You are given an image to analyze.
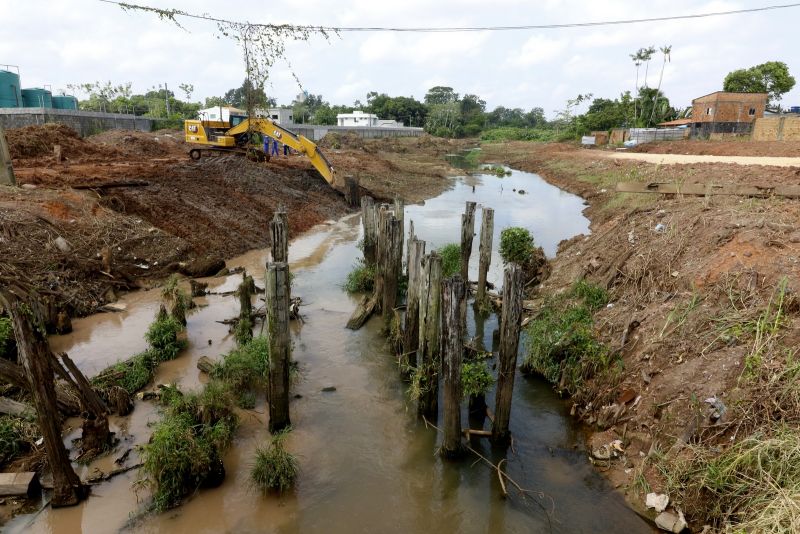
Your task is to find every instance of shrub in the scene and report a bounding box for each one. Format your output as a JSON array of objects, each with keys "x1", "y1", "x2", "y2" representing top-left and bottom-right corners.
[
  {"x1": 114, "y1": 351, "x2": 157, "y2": 394},
  {"x1": 251, "y1": 429, "x2": 298, "y2": 494},
  {"x1": 499, "y1": 227, "x2": 535, "y2": 265},
  {"x1": 571, "y1": 279, "x2": 610, "y2": 311},
  {"x1": 438, "y1": 243, "x2": 461, "y2": 278},
  {"x1": 479, "y1": 127, "x2": 557, "y2": 143},
  {"x1": 461, "y1": 361, "x2": 494, "y2": 399},
  {"x1": 344, "y1": 260, "x2": 376, "y2": 293},
  {"x1": 146, "y1": 313, "x2": 186, "y2": 362}
]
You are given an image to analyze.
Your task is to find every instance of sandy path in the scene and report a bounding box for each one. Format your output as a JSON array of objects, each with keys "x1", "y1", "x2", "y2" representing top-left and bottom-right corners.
[{"x1": 608, "y1": 152, "x2": 800, "y2": 167}]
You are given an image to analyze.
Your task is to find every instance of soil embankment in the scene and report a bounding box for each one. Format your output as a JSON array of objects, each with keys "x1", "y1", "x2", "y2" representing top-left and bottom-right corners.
[
  {"x1": 482, "y1": 140, "x2": 800, "y2": 530},
  {"x1": 1, "y1": 125, "x2": 464, "y2": 318}
]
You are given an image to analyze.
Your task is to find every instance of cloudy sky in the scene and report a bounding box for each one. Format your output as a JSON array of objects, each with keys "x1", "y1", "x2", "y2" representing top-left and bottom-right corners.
[{"x1": 2, "y1": 0, "x2": 799, "y2": 117}]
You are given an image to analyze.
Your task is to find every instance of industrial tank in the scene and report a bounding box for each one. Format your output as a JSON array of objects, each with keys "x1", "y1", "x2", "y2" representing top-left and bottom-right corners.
[
  {"x1": 52, "y1": 95, "x2": 78, "y2": 110},
  {"x1": 21, "y1": 88, "x2": 53, "y2": 108},
  {"x1": 0, "y1": 70, "x2": 22, "y2": 108}
]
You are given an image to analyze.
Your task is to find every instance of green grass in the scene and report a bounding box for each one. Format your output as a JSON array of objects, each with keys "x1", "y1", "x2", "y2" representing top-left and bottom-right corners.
[
  {"x1": 141, "y1": 381, "x2": 239, "y2": 511},
  {"x1": 343, "y1": 260, "x2": 376, "y2": 293},
  {"x1": 571, "y1": 279, "x2": 610, "y2": 311},
  {"x1": 211, "y1": 336, "x2": 269, "y2": 394},
  {"x1": 479, "y1": 127, "x2": 557, "y2": 143},
  {"x1": 499, "y1": 227, "x2": 535, "y2": 265},
  {"x1": 438, "y1": 243, "x2": 461, "y2": 278},
  {"x1": 461, "y1": 361, "x2": 494, "y2": 399},
  {"x1": 250, "y1": 429, "x2": 299, "y2": 494},
  {"x1": 145, "y1": 312, "x2": 186, "y2": 362}
]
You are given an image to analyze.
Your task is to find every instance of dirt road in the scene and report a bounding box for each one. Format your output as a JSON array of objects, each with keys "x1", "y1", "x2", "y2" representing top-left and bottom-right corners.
[{"x1": 608, "y1": 151, "x2": 800, "y2": 167}]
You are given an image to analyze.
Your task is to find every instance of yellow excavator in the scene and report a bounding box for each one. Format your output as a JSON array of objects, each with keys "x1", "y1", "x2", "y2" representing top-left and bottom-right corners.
[{"x1": 184, "y1": 113, "x2": 340, "y2": 189}]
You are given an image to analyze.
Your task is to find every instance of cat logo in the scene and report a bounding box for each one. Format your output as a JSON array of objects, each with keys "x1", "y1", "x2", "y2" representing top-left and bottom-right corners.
[{"x1": 188, "y1": 124, "x2": 198, "y2": 133}]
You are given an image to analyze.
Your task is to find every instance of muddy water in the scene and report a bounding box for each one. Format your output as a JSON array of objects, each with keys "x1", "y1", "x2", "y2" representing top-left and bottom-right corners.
[{"x1": 8, "y1": 168, "x2": 652, "y2": 533}]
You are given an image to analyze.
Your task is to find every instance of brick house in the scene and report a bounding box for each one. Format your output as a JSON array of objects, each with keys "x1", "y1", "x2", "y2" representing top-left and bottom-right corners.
[{"x1": 691, "y1": 91, "x2": 768, "y2": 137}]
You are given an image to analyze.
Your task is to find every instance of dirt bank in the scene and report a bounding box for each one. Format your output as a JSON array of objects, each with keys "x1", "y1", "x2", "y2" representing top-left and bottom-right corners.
[
  {"x1": 631, "y1": 138, "x2": 800, "y2": 157},
  {"x1": 482, "y1": 140, "x2": 800, "y2": 531},
  {"x1": 2, "y1": 125, "x2": 461, "y2": 319}
]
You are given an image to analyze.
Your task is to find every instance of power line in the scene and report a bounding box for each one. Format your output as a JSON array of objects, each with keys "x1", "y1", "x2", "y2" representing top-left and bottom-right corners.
[{"x1": 100, "y1": 0, "x2": 800, "y2": 32}]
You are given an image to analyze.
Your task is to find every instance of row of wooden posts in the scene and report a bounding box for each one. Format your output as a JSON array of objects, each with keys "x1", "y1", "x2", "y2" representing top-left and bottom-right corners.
[{"x1": 348, "y1": 196, "x2": 524, "y2": 457}]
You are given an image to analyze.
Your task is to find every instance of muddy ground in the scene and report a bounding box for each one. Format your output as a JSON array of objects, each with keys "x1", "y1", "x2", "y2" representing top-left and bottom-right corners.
[
  {"x1": 481, "y1": 140, "x2": 800, "y2": 529},
  {"x1": 1, "y1": 125, "x2": 465, "y2": 318}
]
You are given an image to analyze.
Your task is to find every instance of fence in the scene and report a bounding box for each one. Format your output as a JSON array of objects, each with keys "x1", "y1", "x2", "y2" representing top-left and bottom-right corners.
[{"x1": 628, "y1": 128, "x2": 688, "y2": 143}]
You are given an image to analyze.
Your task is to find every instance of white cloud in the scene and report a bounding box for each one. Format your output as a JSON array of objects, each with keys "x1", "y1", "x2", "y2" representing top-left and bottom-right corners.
[{"x1": 506, "y1": 35, "x2": 568, "y2": 67}]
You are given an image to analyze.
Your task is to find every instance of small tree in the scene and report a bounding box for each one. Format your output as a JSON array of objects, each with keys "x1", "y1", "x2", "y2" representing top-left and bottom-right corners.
[
  {"x1": 723, "y1": 61, "x2": 796, "y2": 112},
  {"x1": 499, "y1": 227, "x2": 535, "y2": 265}
]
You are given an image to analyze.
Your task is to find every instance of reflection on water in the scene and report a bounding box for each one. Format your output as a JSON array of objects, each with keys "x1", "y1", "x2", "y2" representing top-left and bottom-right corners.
[{"x1": 8, "y1": 168, "x2": 651, "y2": 533}]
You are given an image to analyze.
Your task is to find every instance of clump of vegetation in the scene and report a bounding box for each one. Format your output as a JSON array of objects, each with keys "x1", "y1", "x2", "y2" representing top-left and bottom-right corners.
[
  {"x1": 146, "y1": 308, "x2": 186, "y2": 362},
  {"x1": 663, "y1": 424, "x2": 800, "y2": 533},
  {"x1": 161, "y1": 274, "x2": 191, "y2": 326},
  {"x1": 344, "y1": 259, "x2": 376, "y2": 293},
  {"x1": 0, "y1": 416, "x2": 37, "y2": 466},
  {"x1": 480, "y1": 127, "x2": 557, "y2": 143},
  {"x1": 212, "y1": 336, "x2": 269, "y2": 407},
  {"x1": 522, "y1": 281, "x2": 615, "y2": 397},
  {"x1": 499, "y1": 227, "x2": 535, "y2": 265},
  {"x1": 482, "y1": 164, "x2": 511, "y2": 177},
  {"x1": 234, "y1": 315, "x2": 254, "y2": 346},
  {"x1": 140, "y1": 381, "x2": 239, "y2": 511},
  {"x1": 461, "y1": 361, "x2": 494, "y2": 399},
  {"x1": 438, "y1": 243, "x2": 461, "y2": 278},
  {"x1": 250, "y1": 429, "x2": 298, "y2": 494},
  {"x1": 0, "y1": 316, "x2": 12, "y2": 358}
]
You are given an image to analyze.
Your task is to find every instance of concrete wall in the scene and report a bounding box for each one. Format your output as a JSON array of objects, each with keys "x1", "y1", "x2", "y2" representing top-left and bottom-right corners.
[
  {"x1": 289, "y1": 124, "x2": 424, "y2": 141},
  {"x1": 0, "y1": 108, "x2": 152, "y2": 136},
  {"x1": 752, "y1": 116, "x2": 800, "y2": 141}
]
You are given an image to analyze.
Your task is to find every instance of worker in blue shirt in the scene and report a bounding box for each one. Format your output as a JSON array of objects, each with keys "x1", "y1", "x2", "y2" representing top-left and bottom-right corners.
[{"x1": 272, "y1": 139, "x2": 280, "y2": 156}]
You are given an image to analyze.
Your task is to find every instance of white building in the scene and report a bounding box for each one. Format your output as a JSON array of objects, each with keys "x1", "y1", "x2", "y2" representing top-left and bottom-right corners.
[
  {"x1": 337, "y1": 110, "x2": 379, "y2": 127},
  {"x1": 255, "y1": 107, "x2": 293, "y2": 124},
  {"x1": 197, "y1": 105, "x2": 245, "y2": 123}
]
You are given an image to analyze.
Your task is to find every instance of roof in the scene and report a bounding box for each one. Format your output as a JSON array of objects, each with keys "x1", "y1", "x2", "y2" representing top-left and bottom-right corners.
[
  {"x1": 692, "y1": 91, "x2": 768, "y2": 103},
  {"x1": 658, "y1": 118, "x2": 693, "y2": 126}
]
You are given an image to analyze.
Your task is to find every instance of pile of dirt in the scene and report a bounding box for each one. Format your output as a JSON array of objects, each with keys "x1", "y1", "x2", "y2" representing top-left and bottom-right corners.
[
  {"x1": 5, "y1": 123, "x2": 114, "y2": 161},
  {"x1": 631, "y1": 139, "x2": 800, "y2": 157},
  {"x1": 88, "y1": 129, "x2": 185, "y2": 158},
  {"x1": 317, "y1": 132, "x2": 365, "y2": 151}
]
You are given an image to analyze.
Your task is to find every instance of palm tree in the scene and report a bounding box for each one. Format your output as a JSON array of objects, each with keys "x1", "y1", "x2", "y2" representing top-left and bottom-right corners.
[
  {"x1": 630, "y1": 50, "x2": 644, "y2": 122},
  {"x1": 649, "y1": 45, "x2": 673, "y2": 126},
  {"x1": 641, "y1": 46, "x2": 657, "y2": 88}
]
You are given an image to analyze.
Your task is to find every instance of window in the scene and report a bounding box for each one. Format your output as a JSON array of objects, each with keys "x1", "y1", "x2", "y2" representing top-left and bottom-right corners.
[
  {"x1": 209, "y1": 113, "x2": 217, "y2": 119},
  {"x1": 706, "y1": 107, "x2": 713, "y2": 115},
  {"x1": 748, "y1": 107, "x2": 756, "y2": 116}
]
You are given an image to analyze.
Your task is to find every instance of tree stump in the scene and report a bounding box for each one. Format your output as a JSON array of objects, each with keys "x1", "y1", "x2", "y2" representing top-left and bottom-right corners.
[
  {"x1": 270, "y1": 209, "x2": 289, "y2": 264},
  {"x1": 440, "y1": 275, "x2": 466, "y2": 459}
]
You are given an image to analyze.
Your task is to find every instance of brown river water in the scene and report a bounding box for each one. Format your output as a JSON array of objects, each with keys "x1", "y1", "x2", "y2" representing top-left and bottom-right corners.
[{"x1": 7, "y1": 168, "x2": 653, "y2": 533}]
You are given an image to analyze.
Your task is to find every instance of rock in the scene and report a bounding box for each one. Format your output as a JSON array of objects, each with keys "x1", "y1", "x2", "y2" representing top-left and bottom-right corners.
[
  {"x1": 654, "y1": 223, "x2": 665, "y2": 233},
  {"x1": 321, "y1": 386, "x2": 337, "y2": 392},
  {"x1": 592, "y1": 446, "x2": 612, "y2": 460},
  {"x1": 54, "y1": 236, "x2": 70, "y2": 252},
  {"x1": 21, "y1": 183, "x2": 37, "y2": 190},
  {"x1": 646, "y1": 492, "x2": 670, "y2": 513},
  {"x1": 655, "y1": 510, "x2": 687, "y2": 533}
]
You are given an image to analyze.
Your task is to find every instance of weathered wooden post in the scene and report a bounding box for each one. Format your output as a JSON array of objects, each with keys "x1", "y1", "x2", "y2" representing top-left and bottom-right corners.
[
  {"x1": 0, "y1": 289, "x2": 86, "y2": 506},
  {"x1": 492, "y1": 263, "x2": 524, "y2": 445},
  {"x1": 417, "y1": 252, "x2": 442, "y2": 418},
  {"x1": 394, "y1": 198, "x2": 405, "y2": 276},
  {"x1": 476, "y1": 207, "x2": 494, "y2": 306},
  {"x1": 460, "y1": 201, "x2": 477, "y2": 283},
  {"x1": 237, "y1": 273, "x2": 254, "y2": 344},
  {"x1": 401, "y1": 239, "x2": 426, "y2": 375},
  {"x1": 382, "y1": 216, "x2": 402, "y2": 322},
  {"x1": 373, "y1": 205, "x2": 389, "y2": 311},
  {"x1": 441, "y1": 275, "x2": 466, "y2": 458},
  {"x1": 270, "y1": 209, "x2": 289, "y2": 264},
  {"x1": 266, "y1": 262, "x2": 291, "y2": 432},
  {"x1": 345, "y1": 175, "x2": 359, "y2": 208},
  {"x1": 0, "y1": 126, "x2": 16, "y2": 186},
  {"x1": 406, "y1": 220, "x2": 415, "y2": 277},
  {"x1": 360, "y1": 196, "x2": 377, "y2": 265}
]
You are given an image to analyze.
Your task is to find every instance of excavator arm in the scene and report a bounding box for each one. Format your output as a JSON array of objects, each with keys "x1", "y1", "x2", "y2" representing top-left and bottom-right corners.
[{"x1": 225, "y1": 118, "x2": 340, "y2": 189}]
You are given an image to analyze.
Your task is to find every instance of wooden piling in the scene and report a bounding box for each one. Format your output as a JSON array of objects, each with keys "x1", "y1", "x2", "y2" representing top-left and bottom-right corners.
[
  {"x1": 440, "y1": 275, "x2": 466, "y2": 459},
  {"x1": 266, "y1": 262, "x2": 291, "y2": 432},
  {"x1": 460, "y1": 201, "x2": 477, "y2": 283},
  {"x1": 406, "y1": 220, "x2": 415, "y2": 277},
  {"x1": 0, "y1": 127, "x2": 16, "y2": 186},
  {"x1": 373, "y1": 205, "x2": 389, "y2": 311},
  {"x1": 0, "y1": 289, "x2": 86, "y2": 506},
  {"x1": 476, "y1": 207, "x2": 494, "y2": 306},
  {"x1": 361, "y1": 196, "x2": 377, "y2": 265},
  {"x1": 345, "y1": 176, "x2": 359, "y2": 207},
  {"x1": 417, "y1": 252, "x2": 442, "y2": 418},
  {"x1": 393, "y1": 198, "x2": 404, "y2": 277},
  {"x1": 492, "y1": 263, "x2": 524, "y2": 445},
  {"x1": 382, "y1": 216, "x2": 402, "y2": 322},
  {"x1": 270, "y1": 209, "x2": 289, "y2": 264},
  {"x1": 401, "y1": 239, "x2": 426, "y2": 375},
  {"x1": 238, "y1": 274, "x2": 254, "y2": 344}
]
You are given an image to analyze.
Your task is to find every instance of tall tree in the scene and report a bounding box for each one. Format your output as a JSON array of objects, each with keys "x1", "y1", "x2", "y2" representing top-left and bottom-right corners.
[
  {"x1": 649, "y1": 45, "x2": 672, "y2": 126},
  {"x1": 630, "y1": 50, "x2": 644, "y2": 122},
  {"x1": 723, "y1": 61, "x2": 796, "y2": 112},
  {"x1": 424, "y1": 86, "x2": 459, "y2": 105}
]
